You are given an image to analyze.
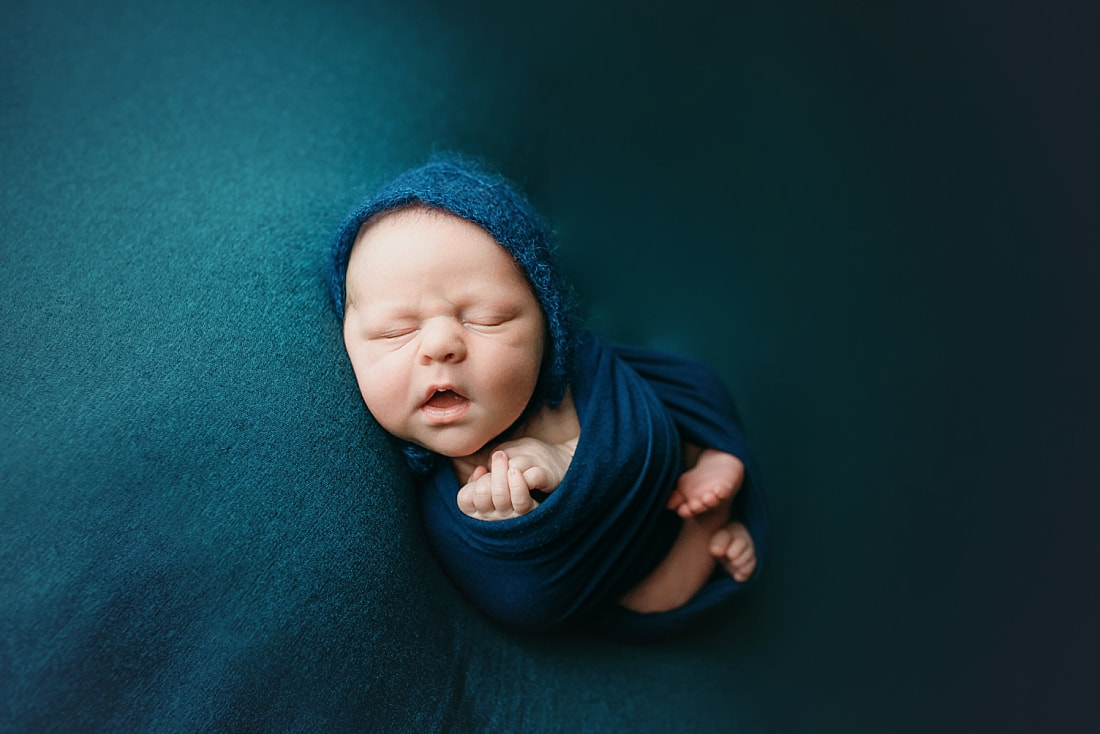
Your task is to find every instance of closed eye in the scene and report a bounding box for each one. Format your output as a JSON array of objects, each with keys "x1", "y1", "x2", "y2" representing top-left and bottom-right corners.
[
  {"x1": 462, "y1": 305, "x2": 515, "y2": 328},
  {"x1": 371, "y1": 325, "x2": 418, "y2": 341},
  {"x1": 463, "y1": 316, "x2": 509, "y2": 333}
]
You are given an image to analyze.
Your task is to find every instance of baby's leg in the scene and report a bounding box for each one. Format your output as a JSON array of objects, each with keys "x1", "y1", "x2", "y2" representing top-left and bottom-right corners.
[
  {"x1": 619, "y1": 501, "x2": 757, "y2": 614},
  {"x1": 619, "y1": 501, "x2": 730, "y2": 614}
]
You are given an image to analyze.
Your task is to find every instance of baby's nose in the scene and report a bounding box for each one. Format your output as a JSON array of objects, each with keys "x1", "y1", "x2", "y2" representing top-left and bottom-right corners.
[{"x1": 419, "y1": 318, "x2": 467, "y2": 364}]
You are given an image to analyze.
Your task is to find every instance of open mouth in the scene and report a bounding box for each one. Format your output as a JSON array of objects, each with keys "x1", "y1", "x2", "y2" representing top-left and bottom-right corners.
[
  {"x1": 420, "y1": 388, "x2": 471, "y2": 422},
  {"x1": 423, "y1": 389, "x2": 467, "y2": 410}
]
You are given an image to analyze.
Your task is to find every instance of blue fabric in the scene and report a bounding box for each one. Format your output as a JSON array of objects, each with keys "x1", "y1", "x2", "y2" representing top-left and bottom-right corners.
[{"x1": 420, "y1": 332, "x2": 768, "y2": 639}]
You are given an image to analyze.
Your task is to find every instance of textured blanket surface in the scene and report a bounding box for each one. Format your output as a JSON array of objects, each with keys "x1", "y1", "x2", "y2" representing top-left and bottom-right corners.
[{"x1": 3, "y1": 0, "x2": 1096, "y2": 732}]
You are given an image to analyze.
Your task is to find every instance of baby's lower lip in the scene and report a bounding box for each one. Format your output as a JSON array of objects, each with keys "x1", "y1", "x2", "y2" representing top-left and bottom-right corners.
[{"x1": 420, "y1": 392, "x2": 472, "y2": 423}]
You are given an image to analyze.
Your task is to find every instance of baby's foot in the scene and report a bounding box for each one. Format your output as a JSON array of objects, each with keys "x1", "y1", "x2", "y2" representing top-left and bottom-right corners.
[
  {"x1": 667, "y1": 449, "x2": 745, "y2": 518},
  {"x1": 709, "y1": 521, "x2": 757, "y2": 583}
]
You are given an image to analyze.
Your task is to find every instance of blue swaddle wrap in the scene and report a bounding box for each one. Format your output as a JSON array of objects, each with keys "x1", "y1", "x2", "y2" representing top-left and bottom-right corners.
[{"x1": 420, "y1": 332, "x2": 769, "y2": 639}]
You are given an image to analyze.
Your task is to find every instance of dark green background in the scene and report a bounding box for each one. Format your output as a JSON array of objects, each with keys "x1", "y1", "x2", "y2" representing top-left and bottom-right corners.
[{"x1": 2, "y1": 0, "x2": 1096, "y2": 731}]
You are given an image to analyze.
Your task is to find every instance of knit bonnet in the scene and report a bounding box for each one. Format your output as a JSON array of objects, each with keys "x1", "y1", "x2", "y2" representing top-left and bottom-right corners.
[{"x1": 328, "y1": 155, "x2": 580, "y2": 469}]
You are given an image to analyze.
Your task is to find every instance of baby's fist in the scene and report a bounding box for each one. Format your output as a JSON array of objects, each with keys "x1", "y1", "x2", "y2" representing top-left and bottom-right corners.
[{"x1": 457, "y1": 451, "x2": 538, "y2": 521}]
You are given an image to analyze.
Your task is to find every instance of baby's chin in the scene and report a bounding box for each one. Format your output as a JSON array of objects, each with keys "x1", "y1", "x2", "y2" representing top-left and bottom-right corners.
[{"x1": 410, "y1": 432, "x2": 492, "y2": 462}]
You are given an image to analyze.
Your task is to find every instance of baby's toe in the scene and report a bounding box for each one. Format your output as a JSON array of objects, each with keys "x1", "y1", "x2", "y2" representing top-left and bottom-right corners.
[
  {"x1": 713, "y1": 522, "x2": 757, "y2": 582},
  {"x1": 732, "y1": 551, "x2": 757, "y2": 582},
  {"x1": 708, "y1": 526, "x2": 733, "y2": 557},
  {"x1": 724, "y1": 535, "x2": 748, "y2": 563},
  {"x1": 734, "y1": 554, "x2": 752, "y2": 581}
]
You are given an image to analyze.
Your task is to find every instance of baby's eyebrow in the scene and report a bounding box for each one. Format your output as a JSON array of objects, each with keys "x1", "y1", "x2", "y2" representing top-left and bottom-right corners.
[
  {"x1": 347, "y1": 288, "x2": 397, "y2": 310},
  {"x1": 360, "y1": 301, "x2": 419, "y2": 324}
]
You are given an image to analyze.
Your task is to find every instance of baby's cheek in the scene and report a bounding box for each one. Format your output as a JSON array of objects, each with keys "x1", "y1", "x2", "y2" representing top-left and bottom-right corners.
[
  {"x1": 361, "y1": 382, "x2": 399, "y2": 416},
  {"x1": 495, "y1": 356, "x2": 542, "y2": 405},
  {"x1": 355, "y1": 371, "x2": 405, "y2": 429}
]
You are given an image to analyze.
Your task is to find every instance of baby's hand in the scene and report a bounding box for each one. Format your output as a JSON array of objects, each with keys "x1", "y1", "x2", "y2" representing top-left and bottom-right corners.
[
  {"x1": 491, "y1": 436, "x2": 576, "y2": 494},
  {"x1": 455, "y1": 437, "x2": 576, "y2": 521},
  {"x1": 666, "y1": 448, "x2": 745, "y2": 518},
  {"x1": 457, "y1": 450, "x2": 539, "y2": 521}
]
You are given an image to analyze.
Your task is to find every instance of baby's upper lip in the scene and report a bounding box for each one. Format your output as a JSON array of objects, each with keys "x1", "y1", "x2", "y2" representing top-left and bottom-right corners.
[{"x1": 421, "y1": 384, "x2": 467, "y2": 406}]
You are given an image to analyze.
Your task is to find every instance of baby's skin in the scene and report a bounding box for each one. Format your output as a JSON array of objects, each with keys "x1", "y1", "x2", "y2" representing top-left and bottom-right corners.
[
  {"x1": 453, "y1": 403, "x2": 757, "y2": 614},
  {"x1": 672, "y1": 447, "x2": 758, "y2": 583}
]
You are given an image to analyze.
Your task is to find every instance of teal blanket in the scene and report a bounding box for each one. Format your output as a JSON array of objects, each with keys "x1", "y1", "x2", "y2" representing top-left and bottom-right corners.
[{"x1": 6, "y1": 0, "x2": 1089, "y2": 731}]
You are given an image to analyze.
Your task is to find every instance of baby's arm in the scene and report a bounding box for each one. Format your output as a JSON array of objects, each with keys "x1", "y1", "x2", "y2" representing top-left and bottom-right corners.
[
  {"x1": 456, "y1": 436, "x2": 576, "y2": 521},
  {"x1": 666, "y1": 443, "x2": 745, "y2": 518}
]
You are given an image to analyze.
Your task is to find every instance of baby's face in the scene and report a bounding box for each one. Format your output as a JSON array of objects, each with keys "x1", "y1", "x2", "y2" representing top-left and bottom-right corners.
[{"x1": 342, "y1": 207, "x2": 546, "y2": 460}]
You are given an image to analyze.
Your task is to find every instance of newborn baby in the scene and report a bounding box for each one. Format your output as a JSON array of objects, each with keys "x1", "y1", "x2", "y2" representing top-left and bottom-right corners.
[{"x1": 329, "y1": 156, "x2": 767, "y2": 638}]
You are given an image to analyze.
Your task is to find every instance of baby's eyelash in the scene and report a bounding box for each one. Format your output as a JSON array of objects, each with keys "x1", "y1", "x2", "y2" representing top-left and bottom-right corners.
[
  {"x1": 463, "y1": 319, "x2": 509, "y2": 333},
  {"x1": 374, "y1": 326, "x2": 417, "y2": 340},
  {"x1": 462, "y1": 310, "x2": 513, "y2": 327}
]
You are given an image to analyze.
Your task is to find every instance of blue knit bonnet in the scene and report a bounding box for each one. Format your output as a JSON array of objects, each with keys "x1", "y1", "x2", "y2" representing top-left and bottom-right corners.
[{"x1": 328, "y1": 155, "x2": 580, "y2": 470}]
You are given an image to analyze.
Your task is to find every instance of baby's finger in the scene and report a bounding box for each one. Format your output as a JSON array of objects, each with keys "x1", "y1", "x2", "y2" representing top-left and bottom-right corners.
[
  {"x1": 457, "y1": 483, "x2": 477, "y2": 516},
  {"x1": 508, "y1": 465, "x2": 535, "y2": 514},
  {"x1": 472, "y1": 472, "x2": 496, "y2": 515},
  {"x1": 467, "y1": 465, "x2": 489, "y2": 484},
  {"x1": 491, "y1": 451, "x2": 512, "y2": 512},
  {"x1": 521, "y1": 465, "x2": 551, "y2": 492},
  {"x1": 503, "y1": 453, "x2": 535, "y2": 474}
]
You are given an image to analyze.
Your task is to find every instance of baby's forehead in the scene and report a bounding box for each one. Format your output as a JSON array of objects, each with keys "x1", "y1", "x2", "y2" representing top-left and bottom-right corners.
[
  {"x1": 347, "y1": 204, "x2": 535, "y2": 292},
  {"x1": 357, "y1": 204, "x2": 464, "y2": 237},
  {"x1": 353, "y1": 205, "x2": 490, "y2": 259}
]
